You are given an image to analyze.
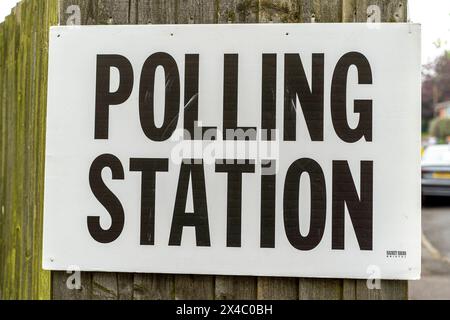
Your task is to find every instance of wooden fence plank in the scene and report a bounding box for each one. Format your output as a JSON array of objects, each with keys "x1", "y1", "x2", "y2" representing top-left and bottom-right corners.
[
  {"x1": 218, "y1": 0, "x2": 259, "y2": 23},
  {"x1": 259, "y1": 0, "x2": 300, "y2": 23},
  {"x1": 177, "y1": 0, "x2": 217, "y2": 24},
  {"x1": 52, "y1": 271, "x2": 92, "y2": 300},
  {"x1": 83, "y1": 1, "x2": 128, "y2": 298},
  {"x1": 97, "y1": 0, "x2": 131, "y2": 24},
  {"x1": 130, "y1": 0, "x2": 177, "y2": 25},
  {"x1": 342, "y1": 0, "x2": 356, "y2": 22},
  {"x1": 117, "y1": 273, "x2": 134, "y2": 300},
  {"x1": 175, "y1": 275, "x2": 215, "y2": 300},
  {"x1": 54, "y1": 0, "x2": 135, "y2": 300},
  {"x1": 356, "y1": 0, "x2": 407, "y2": 23},
  {"x1": 215, "y1": 276, "x2": 257, "y2": 300},
  {"x1": 263, "y1": 0, "x2": 344, "y2": 300},
  {"x1": 133, "y1": 274, "x2": 174, "y2": 300},
  {"x1": 299, "y1": 279, "x2": 343, "y2": 300},
  {"x1": 0, "y1": 18, "x2": 6, "y2": 302},
  {"x1": 27, "y1": 0, "x2": 39, "y2": 300},
  {"x1": 296, "y1": 1, "x2": 344, "y2": 300},
  {"x1": 214, "y1": 0, "x2": 261, "y2": 300},
  {"x1": 32, "y1": 0, "x2": 45, "y2": 300},
  {"x1": 3, "y1": 10, "x2": 18, "y2": 300},
  {"x1": 257, "y1": 277, "x2": 298, "y2": 300},
  {"x1": 258, "y1": 1, "x2": 300, "y2": 300},
  {"x1": 12, "y1": 3, "x2": 23, "y2": 300},
  {"x1": 18, "y1": 0, "x2": 32, "y2": 300},
  {"x1": 352, "y1": 0, "x2": 408, "y2": 300},
  {"x1": 92, "y1": 273, "x2": 119, "y2": 300},
  {"x1": 0, "y1": 20, "x2": 4, "y2": 301},
  {"x1": 130, "y1": 0, "x2": 177, "y2": 300},
  {"x1": 342, "y1": 279, "x2": 357, "y2": 300},
  {"x1": 35, "y1": 0, "x2": 58, "y2": 300},
  {"x1": 356, "y1": 280, "x2": 408, "y2": 300},
  {"x1": 60, "y1": 0, "x2": 131, "y2": 25},
  {"x1": 1, "y1": 12, "x2": 9, "y2": 298},
  {"x1": 300, "y1": 0, "x2": 342, "y2": 23},
  {"x1": 59, "y1": 0, "x2": 96, "y2": 25}
]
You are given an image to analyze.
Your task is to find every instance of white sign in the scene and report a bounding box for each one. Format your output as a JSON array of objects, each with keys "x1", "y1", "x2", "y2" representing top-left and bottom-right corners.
[{"x1": 43, "y1": 24, "x2": 421, "y2": 280}]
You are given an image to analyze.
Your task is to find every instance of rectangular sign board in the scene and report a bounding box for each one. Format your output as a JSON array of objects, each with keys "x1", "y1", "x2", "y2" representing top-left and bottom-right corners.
[{"x1": 44, "y1": 24, "x2": 421, "y2": 280}]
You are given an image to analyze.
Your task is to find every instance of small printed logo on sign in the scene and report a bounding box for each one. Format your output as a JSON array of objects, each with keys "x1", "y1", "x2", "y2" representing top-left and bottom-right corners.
[{"x1": 386, "y1": 250, "x2": 407, "y2": 258}]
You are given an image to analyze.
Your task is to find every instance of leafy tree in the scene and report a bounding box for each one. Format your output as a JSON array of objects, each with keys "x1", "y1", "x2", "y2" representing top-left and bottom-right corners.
[{"x1": 422, "y1": 50, "x2": 450, "y2": 131}]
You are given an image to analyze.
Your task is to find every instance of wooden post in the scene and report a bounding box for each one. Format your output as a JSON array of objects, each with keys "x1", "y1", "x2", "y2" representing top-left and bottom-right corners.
[
  {"x1": 0, "y1": 0, "x2": 58, "y2": 300},
  {"x1": 0, "y1": 0, "x2": 409, "y2": 300}
]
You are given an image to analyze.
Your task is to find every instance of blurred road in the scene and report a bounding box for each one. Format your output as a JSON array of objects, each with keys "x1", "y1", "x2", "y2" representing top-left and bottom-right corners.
[{"x1": 409, "y1": 197, "x2": 450, "y2": 300}]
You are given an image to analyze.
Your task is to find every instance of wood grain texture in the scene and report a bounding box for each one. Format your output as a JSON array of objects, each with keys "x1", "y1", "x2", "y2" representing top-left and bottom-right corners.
[
  {"x1": 356, "y1": 279, "x2": 408, "y2": 300},
  {"x1": 351, "y1": 0, "x2": 408, "y2": 300},
  {"x1": 218, "y1": 0, "x2": 259, "y2": 23},
  {"x1": 0, "y1": 0, "x2": 57, "y2": 300},
  {"x1": 355, "y1": 0, "x2": 407, "y2": 23},
  {"x1": 91, "y1": 272, "x2": 134, "y2": 300},
  {"x1": 0, "y1": 17, "x2": 5, "y2": 301},
  {"x1": 215, "y1": 276, "x2": 257, "y2": 300},
  {"x1": 300, "y1": 0, "x2": 342, "y2": 22},
  {"x1": 52, "y1": 271, "x2": 92, "y2": 300},
  {"x1": 342, "y1": 0, "x2": 356, "y2": 22},
  {"x1": 3, "y1": 8, "x2": 18, "y2": 301},
  {"x1": 117, "y1": 273, "x2": 134, "y2": 300},
  {"x1": 257, "y1": 277, "x2": 298, "y2": 300},
  {"x1": 133, "y1": 274, "x2": 174, "y2": 300},
  {"x1": 17, "y1": 0, "x2": 30, "y2": 300},
  {"x1": 130, "y1": 0, "x2": 177, "y2": 24},
  {"x1": 342, "y1": 279, "x2": 357, "y2": 300},
  {"x1": 60, "y1": 0, "x2": 131, "y2": 25},
  {"x1": 259, "y1": 0, "x2": 300, "y2": 23},
  {"x1": 0, "y1": 5, "x2": 18, "y2": 299},
  {"x1": 299, "y1": 278, "x2": 343, "y2": 300},
  {"x1": 36, "y1": 0, "x2": 59, "y2": 299},
  {"x1": 92, "y1": 273, "x2": 119, "y2": 300},
  {"x1": 175, "y1": 275, "x2": 215, "y2": 300},
  {"x1": 59, "y1": 0, "x2": 97, "y2": 25},
  {"x1": 177, "y1": 0, "x2": 217, "y2": 24},
  {"x1": 97, "y1": 0, "x2": 131, "y2": 24}
]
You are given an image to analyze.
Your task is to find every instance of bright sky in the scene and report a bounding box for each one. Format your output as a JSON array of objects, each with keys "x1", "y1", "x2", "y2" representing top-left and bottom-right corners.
[
  {"x1": 0, "y1": 0, "x2": 19, "y2": 23},
  {"x1": 409, "y1": 0, "x2": 450, "y2": 64},
  {"x1": 0, "y1": 0, "x2": 449, "y2": 65}
]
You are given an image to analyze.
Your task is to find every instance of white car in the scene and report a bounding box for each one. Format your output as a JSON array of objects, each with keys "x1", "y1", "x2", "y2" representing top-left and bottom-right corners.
[{"x1": 422, "y1": 145, "x2": 450, "y2": 200}]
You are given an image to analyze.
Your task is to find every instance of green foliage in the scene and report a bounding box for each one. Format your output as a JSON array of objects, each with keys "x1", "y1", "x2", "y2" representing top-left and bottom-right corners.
[
  {"x1": 422, "y1": 119, "x2": 430, "y2": 134},
  {"x1": 422, "y1": 50, "x2": 450, "y2": 121},
  {"x1": 429, "y1": 117, "x2": 450, "y2": 142}
]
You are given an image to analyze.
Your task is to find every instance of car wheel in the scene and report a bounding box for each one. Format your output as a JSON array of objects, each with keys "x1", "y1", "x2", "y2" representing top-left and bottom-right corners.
[{"x1": 422, "y1": 194, "x2": 429, "y2": 207}]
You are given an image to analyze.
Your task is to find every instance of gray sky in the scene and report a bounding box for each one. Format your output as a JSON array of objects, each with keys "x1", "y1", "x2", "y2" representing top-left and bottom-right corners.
[{"x1": 1, "y1": 0, "x2": 449, "y2": 65}]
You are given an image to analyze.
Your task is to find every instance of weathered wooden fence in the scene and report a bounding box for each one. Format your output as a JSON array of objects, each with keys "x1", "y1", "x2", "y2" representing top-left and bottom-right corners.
[
  {"x1": 0, "y1": 0, "x2": 58, "y2": 300},
  {"x1": 0, "y1": 0, "x2": 409, "y2": 300}
]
